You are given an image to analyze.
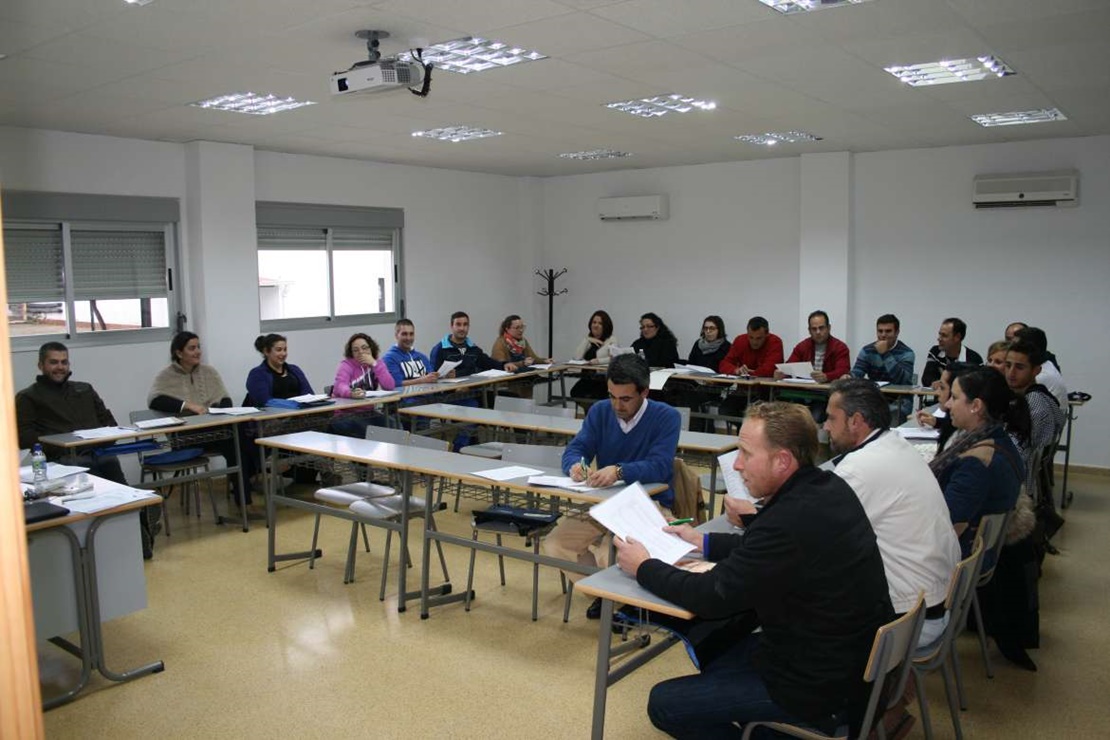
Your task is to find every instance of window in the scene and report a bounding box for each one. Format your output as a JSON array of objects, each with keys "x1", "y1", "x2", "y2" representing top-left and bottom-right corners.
[
  {"x1": 255, "y1": 202, "x2": 404, "y2": 330},
  {"x1": 2, "y1": 192, "x2": 179, "y2": 348}
]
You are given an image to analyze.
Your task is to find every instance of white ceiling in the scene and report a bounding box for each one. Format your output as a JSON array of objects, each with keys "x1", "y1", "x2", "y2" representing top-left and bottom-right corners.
[{"x1": 2, "y1": 0, "x2": 1108, "y2": 176}]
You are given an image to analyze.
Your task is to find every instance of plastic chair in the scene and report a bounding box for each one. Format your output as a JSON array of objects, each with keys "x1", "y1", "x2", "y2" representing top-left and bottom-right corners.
[
  {"x1": 740, "y1": 594, "x2": 927, "y2": 740},
  {"x1": 532, "y1": 404, "x2": 576, "y2": 419},
  {"x1": 465, "y1": 443, "x2": 564, "y2": 621},
  {"x1": 911, "y1": 537, "x2": 987, "y2": 740},
  {"x1": 459, "y1": 396, "x2": 536, "y2": 459},
  {"x1": 969, "y1": 511, "x2": 1010, "y2": 681}
]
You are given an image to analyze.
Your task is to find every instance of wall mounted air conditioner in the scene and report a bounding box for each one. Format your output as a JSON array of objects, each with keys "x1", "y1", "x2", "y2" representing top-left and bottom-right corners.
[
  {"x1": 972, "y1": 171, "x2": 1078, "y2": 209},
  {"x1": 597, "y1": 195, "x2": 669, "y2": 221}
]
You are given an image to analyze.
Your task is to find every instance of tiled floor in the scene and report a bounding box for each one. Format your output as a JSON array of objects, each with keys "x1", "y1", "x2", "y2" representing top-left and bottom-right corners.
[{"x1": 41, "y1": 471, "x2": 1110, "y2": 738}]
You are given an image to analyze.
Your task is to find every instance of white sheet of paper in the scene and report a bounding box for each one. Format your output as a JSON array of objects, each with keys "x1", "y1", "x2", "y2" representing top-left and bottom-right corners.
[
  {"x1": 472, "y1": 369, "x2": 513, "y2": 379},
  {"x1": 208, "y1": 406, "x2": 260, "y2": 415},
  {"x1": 436, "y1": 360, "x2": 463, "y2": 376},
  {"x1": 933, "y1": 408, "x2": 947, "y2": 419},
  {"x1": 874, "y1": 381, "x2": 890, "y2": 388},
  {"x1": 565, "y1": 359, "x2": 589, "y2": 365},
  {"x1": 673, "y1": 363, "x2": 717, "y2": 375},
  {"x1": 608, "y1": 345, "x2": 634, "y2": 357},
  {"x1": 72, "y1": 426, "x2": 133, "y2": 440},
  {"x1": 473, "y1": 465, "x2": 544, "y2": 482},
  {"x1": 716, "y1": 450, "x2": 755, "y2": 503},
  {"x1": 530, "y1": 363, "x2": 553, "y2": 370},
  {"x1": 289, "y1": 393, "x2": 330, "y2": 404},
  {"x1": 360, "y1": 389, "x2": 395, "y2": 397},
  {"x1": 649, "y1": 369, "x2": 679, "y2": 390},
  {"x1": 896, "y1": 426, "x2": 940, "y2": 440},
  {"x1": 438, "y1": 376, "x2": 471, "y2": 383},
  {"x1": 20, "y1": 462, "x2": 89, "y2": 484},
  {"x1": 776, "y1": 361, "x2": 815, "y2": 378},
  {"x1": 55, "y1": 480, "x2": 160, "y2": 514},
  {"x1": 778, "y1": 377, "x2": 818, "y2": 384},
  {"x1": 527, "y1": 475, "x2": 599, "y2": 492},
  {"x1": 133, "y1": 416, "x2": 185, "y2": 430},
  {"x1": 589, "y1": 483, "x2": 696, "y2": 565}
]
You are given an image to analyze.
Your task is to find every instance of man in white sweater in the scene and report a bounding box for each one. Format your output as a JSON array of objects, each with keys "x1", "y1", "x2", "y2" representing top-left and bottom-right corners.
[{"x1": 824, "y1": 378, "x2": 960, "y2": 647}]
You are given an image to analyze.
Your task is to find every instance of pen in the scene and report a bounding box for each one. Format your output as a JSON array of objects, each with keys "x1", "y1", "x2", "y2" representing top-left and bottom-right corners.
[
  {"x1": 61, "y1": 493, "x2": 96, "y2": 503},
  {"x1": 579, "y1": 457, "x2": 590, "y2": 478},
  {"x1": 668, "y1": 518, "x2": 694, "y2": 526}
]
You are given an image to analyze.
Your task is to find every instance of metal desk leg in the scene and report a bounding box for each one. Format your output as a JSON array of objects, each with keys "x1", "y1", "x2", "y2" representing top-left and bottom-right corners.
[
  {"x1": 708, "y1": 457, "x2": 720, "y2": 517},
  {"x1": 85, "y1": 513, "x2": 165, "y2": 683},
  {"x1": 233, "y1": 423, "x2": 248, "y2": 532},
  {"x1": 41, "y1": 527, "x2": 93, "y2": 710},
  {"x1": 266, "y1": 446, "x2": 278, "y2": 572},
  {"x1": 397, "y1": 469, "x2": 412, "y2": 613},
  {"x1": 591, "y1": 598, "x2": 615, "y2": 740},
  {"x1": 1061, "y1": 406, "x2": 1076, "y2": 509}
]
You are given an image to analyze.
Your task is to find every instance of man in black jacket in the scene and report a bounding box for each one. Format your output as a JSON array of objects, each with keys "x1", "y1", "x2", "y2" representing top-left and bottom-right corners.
[{"x1": 615, "y1": 402, "x2": 892, "y2": 738}]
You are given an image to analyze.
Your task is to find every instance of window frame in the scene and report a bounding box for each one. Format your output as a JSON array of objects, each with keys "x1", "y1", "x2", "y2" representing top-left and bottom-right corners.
[
  {"x1": 2, "y1": 191, "x2": 181, "y2": 351},
  {"x1": 255, "y1": 201, "x2": 405, "y2": 332}
]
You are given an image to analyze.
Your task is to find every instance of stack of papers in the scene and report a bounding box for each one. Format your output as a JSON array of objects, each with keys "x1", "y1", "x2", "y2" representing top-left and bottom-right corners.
[
  {"x1": 527, "y1": 475, "x2": 599, "y2": 492},
  {"x1": 589, "y1": 483, "x2": 697, "y2": 565},
  {"x1": 472, "y1": 369, "x2": 513, "y2": 379},
  {"x1": 565, "y1": 359, "x2": 589, "y2": 366},
  {"x1": 133, "y1": 416, "x2": 186, "y2": 430},
  {"x1": 896, "y1": 426, "x2": 940, "y2": 440},
  {"x1": 289, "y1": 393, "x2": 331, "y2": 404},
  {"x1": 673, "y1": 363, "x2": 717, "y2": 375},
  {"x1": 72, "y1": 426, "x2": 133, "y2": 440},
  {"x1": 530, "y1": 363, "x2": 553, "y2": 370},
  {"x1": 19, "y1": 463, "x2": 88, "y2": 484},
  {"x1": 208, "y1": 406, "x2": 260, "y2": 415},
  {"x1": 472, "y1": 465, "x2": 544, "y2": 482}
]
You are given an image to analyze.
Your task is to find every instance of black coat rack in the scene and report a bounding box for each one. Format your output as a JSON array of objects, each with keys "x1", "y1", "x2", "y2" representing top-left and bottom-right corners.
[{"x1": 535, "y1": 268, "x2": 567, "y2": 358}]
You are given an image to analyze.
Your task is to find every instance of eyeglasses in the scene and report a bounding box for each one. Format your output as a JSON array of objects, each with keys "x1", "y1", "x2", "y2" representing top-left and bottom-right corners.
[{"x1": 640, "y1": 323, "x2": 657, "y2": 330}]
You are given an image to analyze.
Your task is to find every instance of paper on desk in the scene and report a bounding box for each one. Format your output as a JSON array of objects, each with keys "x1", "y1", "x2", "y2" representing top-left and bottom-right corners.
[
  {"x1": 527, "y1": 475, "x2": 599, "y2": 492},
  {"x1": 649, "y1": 369, "x2": 679, "y2": 390},
  {"x1": 133, "y1": 416, "x2": 186, "y2": 430},
  {"x1": 779, "y1": 377, "x2": 818, "y2": 384},
  {"x1": 55, "y1": 482, "x2": 159, "y2": 514},
  {"x1": 673, "y1": 363, "x2": 717, "y2": 375},
  {"x1": 473, "y1": 465, "x2": 544, "y2": 482},
  {"x1": 472, "y1": 369, "x2": 513, "y2": 379},
  {"x1": 208, "y1": 406, "x2": 260, "y2": 415},
  {"x1": 776, "y1": 362, "x2": 815, "y2": 378},
  {"x1": 874, "y1": 381, "x2": 890, "y2": 388},
  {"x1": 72, "y1": 426, "x2": 133, "y2": 440},
  {"x1": 589, "y1": 483, "x2": 696, "y2": 565},
  {"x1": 530, "y1": 363, "x2": 553, "y2": 370},
  {"x1": 438, "y1": 376, "x2": 471, "y2": 383},
  {"x1": 360, "y1": 389, "x2": 396, "y2": 397},
  {"x1": 896, "y1": 426, "x2": 940, "y2": 441},
  {"x1": 716, "y1": 450, "x2": 755, "y2": 503},
  {"x1": 19, "y1": 462, "x2": 88, "y2": 484},
  {"x1": 436, "y1": 360, "x2": 463, "y2": 377},
  {"x1": 565, "y1": 359, "x2": 589, "y2": 366},
  {"x1": 289, "y1": 393, "x2": 330, "y2": 404}
]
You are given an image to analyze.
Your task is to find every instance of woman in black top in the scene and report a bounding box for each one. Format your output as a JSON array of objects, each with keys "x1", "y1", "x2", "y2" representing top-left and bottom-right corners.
[
  {"x1": 677, "y1": 316, "x2": 729, "y2": 431},
  {"x1": 632, "y1": 312, "x2": 680, "y2": 369}
]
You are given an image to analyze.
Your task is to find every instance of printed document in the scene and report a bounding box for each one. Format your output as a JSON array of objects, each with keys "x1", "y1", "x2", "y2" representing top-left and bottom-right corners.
[
  {"x1": 589, "y1": 483, "x2": 696, "y2": 565},
  {"x1": 716, "y1": 450, "x2": 755, "y2": 503},
  {"x1": 776, "y1": 362, "x2": 815, "y2": 378},
  {"x1": 473, "y1": 465, "x2": 544, "y2": 482}
]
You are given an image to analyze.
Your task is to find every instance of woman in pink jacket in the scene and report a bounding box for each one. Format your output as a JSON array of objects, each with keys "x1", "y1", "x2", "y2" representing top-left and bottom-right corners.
[{"x1": 328, "y1": 332, "x2": 398, "y2": 437}]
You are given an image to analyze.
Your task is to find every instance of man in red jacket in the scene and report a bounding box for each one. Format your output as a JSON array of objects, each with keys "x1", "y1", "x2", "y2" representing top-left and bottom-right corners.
[
  {"x1": 719, "y1": 316, "x2": 784, "y2": 377},
  {"x1": 775, "y1": 310, "x2": 851, "y2": 383}
]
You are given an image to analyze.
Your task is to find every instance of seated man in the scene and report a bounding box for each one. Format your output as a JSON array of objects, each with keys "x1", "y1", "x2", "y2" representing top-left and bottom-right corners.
[
  {"x1": 382, "y1": 318, "x2": 439, "y2": 388},
  {"x1": 1015, "y1": 326, "x2": 1067, "y2": 408},
  {"x1": 825, "y1": 379, "x2": 960, "y2": 650},
  {"x1": 718, "y1": 316, "x2": 784, "y2": 420},
  {"x1": 1005, "y1": 340, "x2": 1066, "y2": 492},
  {"x1": 922, "y1": 317, "x2": 983, "y2": 388},
  {"x1": 429, "y1": 311, "x2": 519, "y2": 377},
  {"x1": 773, "y1": 310, "x2": 850, "y2": 422},
  {"x1": 542, "y1": 354, "x2": 680, "y2": 618},
  {"x1": 16, "y1": 341, "x2": 160, "y2": 557},
  {"x1": 851, "y1": 313, "x2": 916, "y2": 421},
  {"x1": 615, "y1": 402, "x2": 892, "y2": 737}
]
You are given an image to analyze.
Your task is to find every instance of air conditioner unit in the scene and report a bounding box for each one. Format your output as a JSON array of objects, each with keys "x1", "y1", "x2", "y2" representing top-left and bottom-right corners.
[
  {"x1": 598, "y1": 195, "x2": 669, "y2": 221},
  {"x1": 972, "y1": 171, "x2": 1078, "y2": 209}
]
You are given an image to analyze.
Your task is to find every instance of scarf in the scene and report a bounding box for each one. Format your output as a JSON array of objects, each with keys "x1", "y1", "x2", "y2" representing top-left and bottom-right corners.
[
  {"x1": 929, "y1": 422, "x2": 1002, "y2": 481},
  {"x1": 697, "y1": 337, "x2": 726, "y2": 355},
  {"x1": 503, "y1": 333, "x2": 527, "y2": 357}
]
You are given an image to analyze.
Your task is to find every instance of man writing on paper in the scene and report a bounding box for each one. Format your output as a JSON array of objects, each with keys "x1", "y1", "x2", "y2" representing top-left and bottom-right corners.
[
  {"x1": 543, "y1": 353, "x2": 680, "y2": 619},
  {"x1": 614, "y1": 402, "x2": 891, "y2": 738},
  {"x1": 16, "y1": 341, "x2": 160, "y2": 557}
]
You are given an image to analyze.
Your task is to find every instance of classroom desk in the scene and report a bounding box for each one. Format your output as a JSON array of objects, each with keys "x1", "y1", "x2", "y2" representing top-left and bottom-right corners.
[
  {"x1": 398, "y1": 402, "x2": 740, "y2": 513},
  {"x1": 27, "y1": 480, "x2": 164, "y2": 708},
  {"x1": 574, "y1": 515, "x2": 739, "y2": 739},
  {"x1": 254, "y1": 430, "x2": 665, "y2": 618},
  {"x1": 1059, "y1": 396, "x2": 1087, "y2": 509},
  {"x1": 41, "y1": 411, "x2": 260, "y2": 531}
]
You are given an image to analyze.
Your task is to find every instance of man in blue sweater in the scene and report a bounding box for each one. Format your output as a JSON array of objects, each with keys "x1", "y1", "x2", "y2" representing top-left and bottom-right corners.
[
  {"x1": 850, "y1": 313, "x2": 916, "y2": 421},
  {"x1": 542, "y1": 353, "x2": 680, "y2": 618}
]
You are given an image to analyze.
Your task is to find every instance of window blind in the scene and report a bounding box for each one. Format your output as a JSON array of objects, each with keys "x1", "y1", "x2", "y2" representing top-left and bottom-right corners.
[
  {"x1": 331, "y1": 228, "x2": 394, "y2": 250},
  {"x1": 70, "y1": 229, "x2": 166, "y2": 300},
  {"x1": 3, "y1": 226, "x2": 65, "y2": 303},
  {"x1": 256, "y1": 226, "x2": 327, "y2": 251}
]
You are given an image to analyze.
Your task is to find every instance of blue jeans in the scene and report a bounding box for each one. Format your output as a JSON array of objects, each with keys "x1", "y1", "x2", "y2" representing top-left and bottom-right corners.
[{"x1": 648, "y1": 635, "x2": 803, "y2": 739}]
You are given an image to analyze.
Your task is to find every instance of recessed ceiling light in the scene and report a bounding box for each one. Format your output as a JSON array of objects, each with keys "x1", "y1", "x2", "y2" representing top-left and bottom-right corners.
[
  {"x1": 735, "y1": 131, "x2": 823, "y2": 146},
  {"x1": 190, "y1": 92, "x2": 315, "y2": 115},
  {"x1": 885, "y1": 55, "x2": 1015, "y2": 87},
  {"x1": 398, "y1": 37, "x2": 547, "y2": 75},
  {"x1": 412, "y1": 125, "x2": 502, "y2": 143},
  {"x1": 0, "y1": 54, "x2": 8, "y2": 61},
  {"x1": 971, "y1": 108, "x2": 1067, "y2": 127},
  {"x1": 606, "y1": 94, "x2": 717, "y2": 119},
  {"x1": 758, "y1": 0, "x2": 872, "y2": 14},
  {"x1": 559, "y1": 149, "x2": 633, "y2": 161},
  {"x1": 125, "y1": 0, "x2": 154, "y2": 6}
]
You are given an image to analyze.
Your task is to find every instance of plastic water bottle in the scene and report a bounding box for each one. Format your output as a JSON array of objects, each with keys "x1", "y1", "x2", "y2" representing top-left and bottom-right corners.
[{"x1": 31, "y1": 443, "x2": 49, "y2": 491}]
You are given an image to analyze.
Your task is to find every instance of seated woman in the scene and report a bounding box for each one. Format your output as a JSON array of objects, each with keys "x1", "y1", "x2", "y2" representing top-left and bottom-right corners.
[
  {"x1": 490, "y1": 315, "x2": 551, "y2": 399},
  {"x1": 569, "y1": 310, "x2": 617, "y2": 400},
  {"x1": 245, "y1": 333, "x2": 313, "y2": 405},
  {"x1": 929, "y1": 366, "x2": 1037, "y2": 670},
  {"x1": 632, "y1": 312, "x2": 680, "y2": 369},
  {"x1": 986, "y1": 339, "x2": 1010, "y2": 372},
  {"x1": 147, "y1": 331, "x2": 252, "y2": 505},
  {"x1": 915, "y1": 362, "x2": 973, "y2": 454},
  {"x1": 328, "y1": 332, "x2": 396, "y2": 438},
  {"x1": 674, "y1": 315, "x2": 729, "y2": 431}
]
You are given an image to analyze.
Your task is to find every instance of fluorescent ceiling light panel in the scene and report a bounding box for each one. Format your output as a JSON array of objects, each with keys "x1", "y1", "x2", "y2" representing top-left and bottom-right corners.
[
  {"x1": 559, "y1": 149, "x2": 632, "y2": 160},
  {"x1": 125, "y1": 0, "x2": 154, "y2": 5},
  {"x1": 735, "y1": 131, "x2": 822, "y2": 146},
  {"x1": 190, "y1": 92, "x2": 315, "y2": 115},
  {"x1": 399, "y1": 37, "x2": 547, "y2": 75},
  {"x1": 885, "y1": 55, "x2": 1015, "y2": 87},
  {"x1": 606, "y1": 94, "x2": 717, "y2": 119},
  {"x1": 971, "y1": 108, "x2": 1067, "y2": 127},
  {"x1": 412, "y1": 125, "x2": 502, "y2": 143},
  {"x1": 758, "y1": 0, "x2": 872, "y2": 14}
]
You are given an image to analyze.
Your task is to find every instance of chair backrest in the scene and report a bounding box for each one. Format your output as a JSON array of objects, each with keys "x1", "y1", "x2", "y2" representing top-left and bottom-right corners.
[
  {"x1": 671, "y1": 458, "x2": 707, "y2": 523},
  {"x1": 532, "y1": 404, "x2": 576, "y2": 419},
  {"x1": 672, "y1": 406, "x2": 692, "y2": 429},
  {"x1": 858, "y1": 594, "x2": 927, "y2": 737},
  {"x1": 975, "y1": 511, "x2": 1009, "y2": 586},
  {"x1": 502, "y1": 443, "x2": 564, "y2": 469},
  {"x1": 324, "y1": 384, "x2": 334, "y2": 396},
  {"x1": 494, "y1": 395, "x2": 535, "y2": 414},
  {"x1": 365, "y1": 425, "x2": 411, "y2": 445},
  {"x1": 407, "y1": 434, "x2": 450, "y2": 452}
]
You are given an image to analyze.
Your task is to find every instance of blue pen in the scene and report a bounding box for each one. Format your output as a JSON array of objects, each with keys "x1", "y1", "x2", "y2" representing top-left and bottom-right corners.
[{"x1": 579, "y1": 457, "x2": 590, "y2": 479}]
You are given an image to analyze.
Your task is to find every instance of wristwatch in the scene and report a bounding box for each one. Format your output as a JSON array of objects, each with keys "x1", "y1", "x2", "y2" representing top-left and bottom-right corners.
[{"x1": 614, "y1": 463, "x2": 624, "y2": 481}]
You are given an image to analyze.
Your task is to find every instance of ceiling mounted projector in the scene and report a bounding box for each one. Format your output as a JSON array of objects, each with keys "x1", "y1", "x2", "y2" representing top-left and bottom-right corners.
[{"x1": 330, "y1": 29, "x2": 432, "y2": 98}]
